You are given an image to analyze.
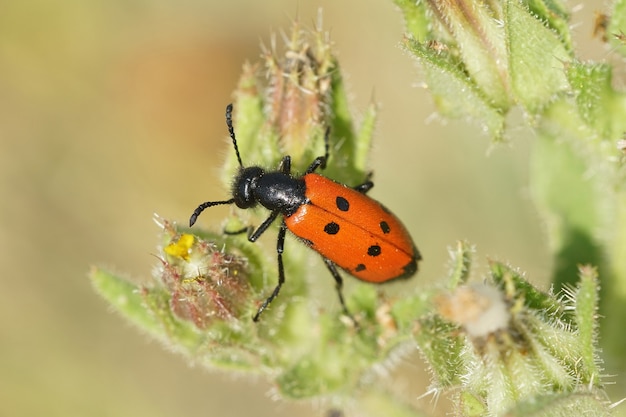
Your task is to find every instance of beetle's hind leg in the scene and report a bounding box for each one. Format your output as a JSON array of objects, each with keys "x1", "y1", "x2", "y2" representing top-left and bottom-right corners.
[
  {"x1": 353, "y1": 172, "x2": 374, "y2": 194},
  {"x1": 322, "y1": 258, "x2": 357, "y2": 325}
]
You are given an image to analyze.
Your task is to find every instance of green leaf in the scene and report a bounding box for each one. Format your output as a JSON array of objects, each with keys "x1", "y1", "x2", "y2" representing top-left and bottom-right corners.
[
  {"x1": 415, "y1": 315, "x2": 464, "y2": 388},
  {"x1": 403, "y1": 37, "x2": 505, "y2": 139},
  {"x1": 447, "y1": 240, "x2": 473, "y2": 288},
  {"x1": 505, "y1": 0, "x2": 571, "y2": 113},
  {"x1": 90, "y1": 267, "x2": 203, "y2": 353},
  {"x1": 505, "y1": 391, "x2": 611, "y2": 416},
  {"x1": 566, "y1": 61, "x2": 626, "y2": 140},
  {"x1": 354, "y1": 100, "x2": 377, "y2": 175},
  {"x1": 90, "y1": 267, "x2": 162, "y2": 336},
  {"x1": 574, "y1": 266, "x2": 601, "y2": 385},
  {"x1": 489, "y1": 261, "x2": 568, "y2": 323},
  {"x1": 393, "y1": 0, "x2": 430, "y2": 42},
  {"x1": 326, "y1": 62, "x2": 369, "y2": 184},
  {"x1": 525, "y1": 0, "x2": 572, "y2": 53},
  {"x1": 139, "y1": 285, "x2": 208, "y2": 355}
]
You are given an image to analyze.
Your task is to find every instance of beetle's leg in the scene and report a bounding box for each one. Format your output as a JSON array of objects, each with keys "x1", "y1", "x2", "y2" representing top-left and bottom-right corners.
[
  {"x1": 353, "y1": 181, "x2": 374, "y2": 194},
  {"x1": 248, "y1": 211, "x2": 280, "y2": 242},
  {"x1": 223, "y1": 210, "x2": 279, "y2": 241},
  {"x1": 322, "y1": 258, "x2": 357, "y2": 325},
  {"x1": 306, "y1": 156, "x2": 326, "y2": 174},
  {"x1": 253, "y1": 219, "x2": 287, "y2": 321},
  {"x1": 278, "y1": 155, "x2": 291, "y2": 174},
  {"x1": 353, "y1": 172, "x2": 374, "y2": 194}
]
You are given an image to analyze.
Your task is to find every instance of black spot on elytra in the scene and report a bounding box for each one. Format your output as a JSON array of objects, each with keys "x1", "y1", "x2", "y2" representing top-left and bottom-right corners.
[
  {"x1": 367, "y1": 245, "x2": 381, "y2": 257},
  {"x1": 324, "y1": 222, "x2": 340, "y2": 235},
  {"x1": 380, "y1": 221, "x2": 390, "y2": 234},
  {"x1": 355, "y1": 264, "x2": 366, "y2": 272},
  {"x1": 336, "y1": 196, "x2": 349, "y2": 211}
]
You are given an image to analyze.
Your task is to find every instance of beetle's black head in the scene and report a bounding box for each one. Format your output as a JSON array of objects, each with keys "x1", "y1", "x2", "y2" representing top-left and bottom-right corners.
[{"x1": 232, "y1": 166, "x2": 264, "y2": 209}]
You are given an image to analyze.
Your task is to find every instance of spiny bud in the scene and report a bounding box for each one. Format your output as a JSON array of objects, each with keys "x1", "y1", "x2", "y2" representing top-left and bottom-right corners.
[
  {"x1": 398, "y1": 0, "x2": 573, "y2": 139},
  {"x1": 262, "y1": 12, "x2": 335, "y2": 160},
  {"x1": 426, "y1": 261, "x2": 605, "y2": 416},
  {"x1": 153, "y1": 216, "x2": 250, "y2": 327}
]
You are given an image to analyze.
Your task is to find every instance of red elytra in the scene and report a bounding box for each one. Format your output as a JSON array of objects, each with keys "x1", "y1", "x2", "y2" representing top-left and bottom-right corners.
[
  {"x1": 287, "y1": 173, "x2": 417, "y2": 283},
  {"x1": 190, "y1": 104, "x2": 421, "y2": 322}
]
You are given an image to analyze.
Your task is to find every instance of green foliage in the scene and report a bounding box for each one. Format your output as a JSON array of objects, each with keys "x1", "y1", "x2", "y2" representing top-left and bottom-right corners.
[
  {"x1": 92, "y1": 226, "x2": 608, "y2": 416},
  {"x1": 392, "y1": 0, "x2": 626, "y2": 414}
]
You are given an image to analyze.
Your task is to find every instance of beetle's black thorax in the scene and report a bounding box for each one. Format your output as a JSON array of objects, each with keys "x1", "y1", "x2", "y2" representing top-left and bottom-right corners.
[{"x1": 232, "y1": 167, "x2": 307, "y2": 216}]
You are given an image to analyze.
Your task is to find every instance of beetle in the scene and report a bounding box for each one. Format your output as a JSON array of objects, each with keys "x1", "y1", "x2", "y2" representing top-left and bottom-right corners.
[{"x1": 190, "y1": 104, "x2": 421, "y2": 321}]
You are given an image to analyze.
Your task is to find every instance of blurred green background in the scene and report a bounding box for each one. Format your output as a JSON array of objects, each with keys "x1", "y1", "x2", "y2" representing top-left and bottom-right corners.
[{"x1": 0, "y1": 0, "x2": 613, "y2": 416}]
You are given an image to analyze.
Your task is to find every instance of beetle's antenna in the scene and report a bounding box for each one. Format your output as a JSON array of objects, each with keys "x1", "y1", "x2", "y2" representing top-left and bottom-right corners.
[
  {"x1": 189, "y1": 198, "x2": 235, "y2": 227},
  {"x1": 225, "y1": 104, "x2": 244, "y2": 168}
]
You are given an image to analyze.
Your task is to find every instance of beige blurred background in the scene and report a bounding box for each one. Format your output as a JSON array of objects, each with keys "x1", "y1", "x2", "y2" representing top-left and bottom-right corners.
[{"x1": 0, "y1": 0, "x2": 612, "y2": 416}]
